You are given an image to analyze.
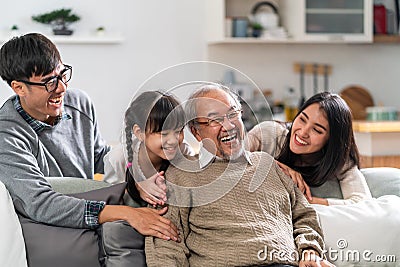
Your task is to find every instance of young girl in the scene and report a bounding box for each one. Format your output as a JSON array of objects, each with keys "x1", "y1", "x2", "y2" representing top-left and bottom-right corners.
[
  {"x1": 247, "y1": 92, "x2": 372, "y2": 205},
  {"x1": 103, "y1": 90, "x2": 193, "y2": 207}
]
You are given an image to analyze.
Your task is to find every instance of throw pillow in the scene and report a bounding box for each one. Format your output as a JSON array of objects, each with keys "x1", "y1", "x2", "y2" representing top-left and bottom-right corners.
[
  {"x1": 100, "y1": 220, "x2": 146, "y2": 267},
  {"x1": 0, "y1": 181, "x2": 27, "y2": 267},
  {"x1": 20, "y1": 182, "x2": 126, "y2": 267},
  {"x1": 361, "y1": 167, "x2": 400, "y2": 197},
  {"x1": 313, "y1": 195, "x2": 400, "y2": 267}
]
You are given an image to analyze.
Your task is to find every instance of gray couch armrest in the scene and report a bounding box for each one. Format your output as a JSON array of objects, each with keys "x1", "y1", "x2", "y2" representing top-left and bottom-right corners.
[
  {"x1": 45, "y1": 177, "x2": 110, "y2": 194},
  {"x1": 309, "y1": 178, "x2": 343, "y2": 199},
  {"x1": 361, "y1": 167, "x2": 400, "y2": 198}
]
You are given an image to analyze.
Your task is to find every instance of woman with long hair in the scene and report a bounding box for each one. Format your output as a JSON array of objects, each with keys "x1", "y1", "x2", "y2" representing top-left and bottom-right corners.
[{"x1": 247, "y1": 92, "x2": 372, "y2": 205}]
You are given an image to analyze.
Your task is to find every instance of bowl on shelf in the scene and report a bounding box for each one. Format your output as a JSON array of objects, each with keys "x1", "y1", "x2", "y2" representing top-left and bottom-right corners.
[{"x1": 366, "y1": 106, "x2": 398, "y2": 121}]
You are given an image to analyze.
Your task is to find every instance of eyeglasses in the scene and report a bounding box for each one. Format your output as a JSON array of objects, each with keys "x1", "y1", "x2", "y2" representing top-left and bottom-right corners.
[
  {"x1": 17, "y1": 65, "x2": 72, "y2": 93},
  {"x1": 195, "y1": 109, "x2": 242, "y2": 127}
]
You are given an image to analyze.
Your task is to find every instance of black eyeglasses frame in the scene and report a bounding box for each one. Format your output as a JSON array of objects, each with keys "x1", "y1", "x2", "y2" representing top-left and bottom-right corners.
[{"x1": 16, "y1": 64, "x2": 72, "y2": 93}]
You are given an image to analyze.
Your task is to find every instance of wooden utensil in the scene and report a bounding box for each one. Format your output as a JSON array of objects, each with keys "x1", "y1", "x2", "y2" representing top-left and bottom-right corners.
[
  {"x1": 313, "y1": 63, "x2": 318, "y2": 94},
  {"x1": 340, "y1": 85, "x2": 374, "y2": 120},
  {"x1": 299, "y1": 63, "x2": 305, "y2": 108}
]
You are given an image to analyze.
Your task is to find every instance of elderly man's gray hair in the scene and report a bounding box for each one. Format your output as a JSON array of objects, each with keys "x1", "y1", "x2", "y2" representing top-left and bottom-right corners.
[{"x1": 185, "y1": 83, "x2": 241, "y2": 129}]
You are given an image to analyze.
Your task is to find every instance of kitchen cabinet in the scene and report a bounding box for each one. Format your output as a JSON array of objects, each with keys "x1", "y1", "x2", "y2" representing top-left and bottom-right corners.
[
  {"x1": 206, "y1": 0, "x2": 373, "y2": 44},
  {"x1": 353, "y1": 120, "x2": 400, "y2": 168},
  {"x1": 286, "y1": 0, "x2": 373, "y2": 43},
  {"x1": 374, "y1": 34, "x2": 400, "y2": 43}
]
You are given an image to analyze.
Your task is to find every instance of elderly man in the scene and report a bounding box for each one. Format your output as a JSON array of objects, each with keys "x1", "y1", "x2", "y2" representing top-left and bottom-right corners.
[{"x1": 145, "y1": 84, "x2": 334, "y2": 267}]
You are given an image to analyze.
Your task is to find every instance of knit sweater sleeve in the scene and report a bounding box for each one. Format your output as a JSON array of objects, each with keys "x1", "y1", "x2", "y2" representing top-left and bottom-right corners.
[
  {"x1": 276, "y1": 164, "x2": 325, "y2": 256},
  {"x1": 145, "y1": 166, "x2": 192, "y2": 267},
  {"x1": 145, "y1": 207, "x2": 190, "y2": 267},
  {"x1": 247, "y1": 121, "x2": 288, "y2": 157}
]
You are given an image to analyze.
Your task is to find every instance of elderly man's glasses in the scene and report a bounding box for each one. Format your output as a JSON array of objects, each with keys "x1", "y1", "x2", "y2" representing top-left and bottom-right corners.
[
  {"x1": 17, "y1": 65, "x2": 72, "y2": 93},
  {"x1": 195, "y1": 109, "x2": 242, "y2": 127}
]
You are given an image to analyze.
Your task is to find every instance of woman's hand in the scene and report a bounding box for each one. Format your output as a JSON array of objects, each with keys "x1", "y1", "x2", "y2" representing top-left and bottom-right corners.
[
  {"x1": 308, "y1": 196, "x2": 329, "y2": 205},
  {"x1": 136, "y1": 171, "x2": 167, "y2": 206},
  {"x1": 276, "y1": 161, "x2": 313, "y2": 201}
]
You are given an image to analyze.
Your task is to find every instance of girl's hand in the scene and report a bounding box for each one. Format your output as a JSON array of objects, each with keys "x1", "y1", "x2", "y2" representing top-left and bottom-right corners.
[
  {"x1": 136, "y1": 171, "x2": 167, "y2": 206},
  {"x1": 276, "y1": 161, "x2": 313, "y2": 201}
]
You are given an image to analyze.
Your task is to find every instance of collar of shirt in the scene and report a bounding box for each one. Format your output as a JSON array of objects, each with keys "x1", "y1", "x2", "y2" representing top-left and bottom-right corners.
[
  {"x1": 198, "y1": 143, "x2": 253, "y2": 169},
  {"x1": 13, "y1": 96, "x2": 71, "y2": 133}
]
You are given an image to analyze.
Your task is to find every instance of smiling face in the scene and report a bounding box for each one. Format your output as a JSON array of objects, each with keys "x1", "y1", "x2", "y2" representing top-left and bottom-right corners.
[
  {"x1": 191, "y1": 89, "x2": 245, "y2": 160},
  {"x1": 289, "y1": 103, "x2": 330, "y2": 155},
  {"x1": 144, "y1": 128, "x2": 183, "y2": 162},
  {"x1": 11, "y1": 63, "x2": 67, "y2": 124}
]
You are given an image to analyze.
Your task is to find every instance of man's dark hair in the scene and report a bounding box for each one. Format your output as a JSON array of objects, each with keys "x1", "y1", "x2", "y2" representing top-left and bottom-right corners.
[{"x1": 0, "y1": 33, "x2": 61, "y2": 85}]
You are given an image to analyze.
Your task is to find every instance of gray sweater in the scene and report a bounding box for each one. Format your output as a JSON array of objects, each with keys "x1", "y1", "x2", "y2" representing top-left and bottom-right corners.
[{"x1": 0, "y1": 89, "x2": 110, "y2": 228}]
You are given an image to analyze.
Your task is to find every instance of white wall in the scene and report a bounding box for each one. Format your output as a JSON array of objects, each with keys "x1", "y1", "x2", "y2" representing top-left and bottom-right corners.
[
  {"x1": 0, "y1": 0, "x2": 207, "y2": 143},
  {"x1": 1, "y1": 1, "x2": 399, "y2": 143}
]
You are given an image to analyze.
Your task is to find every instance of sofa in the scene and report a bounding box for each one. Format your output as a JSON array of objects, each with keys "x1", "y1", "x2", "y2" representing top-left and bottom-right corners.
[{"x1": 1, "y1": 167, "x2": 400, "y2": 267}]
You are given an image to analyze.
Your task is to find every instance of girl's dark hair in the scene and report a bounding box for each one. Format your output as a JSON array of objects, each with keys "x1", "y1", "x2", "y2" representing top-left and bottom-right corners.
[
  {"x1": 124, "y1": 91, "x2": 184, "y2": 202},
  {"x1": 124, "y1": 90, "x2": 185, "y2": 167},
  {"x1": 276, "y1": 92, "x2": 359, "y2": 186},
  {"x1": 0, "y1": 33, "x2": 61, "y2": 85}
]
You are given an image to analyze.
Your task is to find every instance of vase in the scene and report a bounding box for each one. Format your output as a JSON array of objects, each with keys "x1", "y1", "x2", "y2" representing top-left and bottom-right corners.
[
  {"x1": 252, "y1": 28, "x2": 262, "y2": 38},
  {"x1": 53, "y1": 29, "x2": 73, "y2": 35}
]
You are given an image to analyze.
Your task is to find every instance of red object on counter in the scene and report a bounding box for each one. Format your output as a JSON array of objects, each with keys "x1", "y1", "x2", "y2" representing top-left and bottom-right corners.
[{"x1": 374, "y1": 5, "x2": 387, "y2": 34}]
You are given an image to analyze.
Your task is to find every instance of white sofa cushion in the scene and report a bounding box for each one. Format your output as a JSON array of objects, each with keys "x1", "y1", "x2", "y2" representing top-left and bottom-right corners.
[
  {"x1": 0, "y1": 181, "x2": 27, "y2": 267},
  {"x1": 313, "y1": 195, "x2": 400, "y2": 267}
]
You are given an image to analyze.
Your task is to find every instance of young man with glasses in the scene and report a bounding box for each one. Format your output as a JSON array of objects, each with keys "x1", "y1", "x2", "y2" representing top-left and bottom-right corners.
[
  {"x1": 145, "y1": 84, "x2": 335, "y2": 267},
  {"x1": 0, "y1": 33, "x2": 179, "y2": 264}
]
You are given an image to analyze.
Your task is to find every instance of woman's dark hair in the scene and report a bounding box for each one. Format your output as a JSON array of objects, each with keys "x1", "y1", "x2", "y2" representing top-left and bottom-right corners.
[
  {"x1": 0, "y1": 33, "x2": 61, "y2": 85},
  {"x1": 276, "y1": 92, "x2": 359, "y2": 186}
]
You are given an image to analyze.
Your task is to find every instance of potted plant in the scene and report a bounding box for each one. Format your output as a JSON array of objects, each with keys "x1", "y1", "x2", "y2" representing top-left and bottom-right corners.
[
  {"x1": 96, "y1": 26, "x2": 105, "y2": 36},
  {"x1": 32, "y1": 8, "x2": 80, "y2": 36},
  {"x1": 10, "y1": 25, "x2": 19, "y2": 36},
  {"x1": 250, "y1": 22, "x2": 263, "y2": 38}
]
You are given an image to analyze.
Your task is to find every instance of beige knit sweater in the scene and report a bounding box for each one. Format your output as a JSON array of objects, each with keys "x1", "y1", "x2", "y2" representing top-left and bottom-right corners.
[{"x1": 145, "y1": 151, "x2": 324, "y2": 267}]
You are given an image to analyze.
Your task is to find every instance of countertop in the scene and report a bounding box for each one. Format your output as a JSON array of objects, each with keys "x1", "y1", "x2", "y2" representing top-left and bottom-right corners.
[{"x1": 353, "y1": 120, "x2": 400, "y2": 133}]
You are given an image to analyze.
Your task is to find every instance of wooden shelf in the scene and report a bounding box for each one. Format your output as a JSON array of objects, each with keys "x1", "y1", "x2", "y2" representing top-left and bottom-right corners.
[
  {"x1": 210, "y1": 35, "x2": 400, "y2": 44},
  {"x1": 373, "y1": 34, "x2": 400, "y2": 43},
  {"x1": 0, "y1": 34, "x2": 124, "y2": 45},
  {"x1": 208, "y1": 37, "x2": 372, "y2": 45}
]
